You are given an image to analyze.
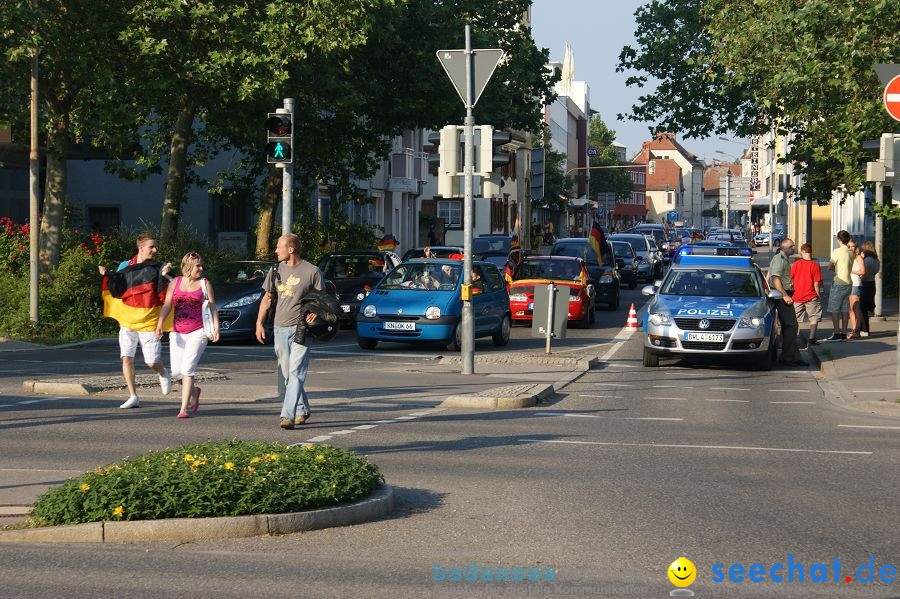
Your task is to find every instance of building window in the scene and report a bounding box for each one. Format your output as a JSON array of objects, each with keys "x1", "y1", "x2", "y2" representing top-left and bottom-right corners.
[
  {"x1": 667, "y1": 192, "x2": 673, "y2": 205},
  {"x1": 437, "y1": 200, "x2": 462, "y2": 228},
  {"x1": 87, "y1": 206, "x2": 120, "y2": 232}
]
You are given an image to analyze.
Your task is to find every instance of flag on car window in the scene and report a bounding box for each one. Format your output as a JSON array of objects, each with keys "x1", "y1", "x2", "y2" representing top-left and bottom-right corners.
[
  {"x1": 588, "y1": 220, "x2": 606, "y2": 268},
  {"x1": 376, "y1": 234, "x2": 399, "y2": 251}
]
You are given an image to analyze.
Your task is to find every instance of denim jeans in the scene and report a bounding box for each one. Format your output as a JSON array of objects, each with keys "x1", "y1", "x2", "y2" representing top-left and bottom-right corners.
[{"x1": 274, "y1": 325, "x2": 310, "y2": 419}]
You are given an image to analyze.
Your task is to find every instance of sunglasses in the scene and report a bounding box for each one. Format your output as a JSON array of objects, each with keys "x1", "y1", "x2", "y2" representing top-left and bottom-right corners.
[{"x1": 186, "y1": 252, "x2": 199, "y2": 259}]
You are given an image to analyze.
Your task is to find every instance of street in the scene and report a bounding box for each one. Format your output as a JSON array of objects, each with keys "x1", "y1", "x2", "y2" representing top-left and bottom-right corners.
[{"x1": 1, "y1": 284, "x2": 898, "y2": 599}]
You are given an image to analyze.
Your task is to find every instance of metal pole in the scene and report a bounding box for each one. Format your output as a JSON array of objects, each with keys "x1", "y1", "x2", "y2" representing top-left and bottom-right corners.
[
  {"x1": 895, "y1": 178, "x2": 900, "y2": 389},
  {"x1": 29, "y1": 29, "x2": 39, "y2": 323},
  {"x1": 874, "y1": 181, "x2": 883, "y2": 317},
  {"x1": 461, "y1": 24, "x2": 475, "y2": 375},
  {"x1": 725, "y1": 170, "x2": 731, "y2": 229},
  {"x1": 545, "y1": 282, "x2": 555, "y2": 354},
  {"x1": 281, "y1": 98, "x2": 295, "y2": 236}
]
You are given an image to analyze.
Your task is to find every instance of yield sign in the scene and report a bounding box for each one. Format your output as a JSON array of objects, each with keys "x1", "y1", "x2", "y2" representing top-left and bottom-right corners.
[
  {"x1": 884, "y1": 75, "x2": 900, "y2": 122},
  {"x1": 436, "y1": 48, "x2": 505, "y2": 108}
]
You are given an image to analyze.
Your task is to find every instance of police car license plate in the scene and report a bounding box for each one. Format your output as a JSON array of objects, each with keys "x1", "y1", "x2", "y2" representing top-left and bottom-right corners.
[
  {"x1": 340, "y1": 304, "x2": 351, "y2": 313},
  {"x1": 685, "y1": 332, "x2": 724, "y2": 342},
  {"x1": 383, "y1": 321, "x2": 415, "y2": 331}
]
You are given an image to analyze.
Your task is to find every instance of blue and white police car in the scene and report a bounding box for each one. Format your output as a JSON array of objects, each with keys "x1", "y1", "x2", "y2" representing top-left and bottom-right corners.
[{"x1": 640, "y1": 245, "x2": 782, "y2": 369}]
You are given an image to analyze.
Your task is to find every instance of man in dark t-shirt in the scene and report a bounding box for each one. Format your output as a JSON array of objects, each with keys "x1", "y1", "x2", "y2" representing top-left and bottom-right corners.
[{"x1": 256, "y1": 234, "x2": 324, "y2": 430}]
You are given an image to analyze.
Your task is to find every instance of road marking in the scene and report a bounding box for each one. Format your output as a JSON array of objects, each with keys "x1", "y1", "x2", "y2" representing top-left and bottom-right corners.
[
  {"x1": 394, "y1": 416, "x2": 417, "y2": 420},
  {"x1": 600, "y1": 328, "x2": 636, "y2": 362},
  {"x1": 852, "y1": 389, "x2": 900, "y2": 393},
  {"x1": 578, "y1": 394, "x2": 616, "y2": 398},
  {"x1": 837, "y1": 424, "x2": 900, "y2": 431},
  {"x1": 710, "y1": 387, "x2": 750, "y2": 391},
  {"x1": 305, "y1": 435, "x2": 333, "y2": 443},
  {"x1": 770, "y1": 401, "x2": 816, "y2": 404},
  {"x1": 769, "y1": 389, "x2": 810, "y2": 393},
  {"x1": 352, "y1": 424, "x2": 379, "y2": 430},
  {"x1": 518, "y1": 439, "x2": 871, "y2": 455},
  {"x1": 15, "y1": 400, "x2": 43, "y2": 405},
  {"x1": 592, "y1": 383, "x2": 633, "y2": 387},
  {"x1": 652, "y1": 385, "x2": 692, "y2": 389},
  {"x1": 644, "y1": 397, "x2": 688, "y2": 401},
  {"x1": 327, "y1": 430, "x2": 356, "y2": 435},
  {"x1": 373, "y1": 420, "x2": 396, "y2": 424},
  {"x1": 535, "y1": 412, "x2": 683, "y2": 421},
  {"x1": 408, "y1": 411, "x2": 432, "y2": 416},
  {"x1": 705, "y1": 398, "x2": 749, "y2": 403}
]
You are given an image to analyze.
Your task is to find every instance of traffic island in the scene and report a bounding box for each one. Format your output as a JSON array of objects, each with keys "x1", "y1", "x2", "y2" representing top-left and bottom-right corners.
[
  {"x1": 441, "y1": 382, "x2": 555, "y2": 409},
  {"x1": 0, "y1": 440, "x2": 392, "y2": 544},
  {"x1": 22, "y1": 371, "x2": 228, "y2": 396}
]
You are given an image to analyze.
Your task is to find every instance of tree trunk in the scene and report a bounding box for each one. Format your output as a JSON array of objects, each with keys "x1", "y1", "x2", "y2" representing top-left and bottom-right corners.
[
  {"x1": 39, "y1": 116, "x2": 69, "y2": 273},
  {"x1": 159, "y1": 102, "x2": 195, "y2": 244},
  {"x1": 255, "y1": 167, "x2": 280, "y2": 259}
]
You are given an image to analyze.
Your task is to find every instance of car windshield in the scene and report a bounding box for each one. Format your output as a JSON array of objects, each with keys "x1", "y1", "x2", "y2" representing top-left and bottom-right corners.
[
  {"x1": 402, "y1": 247, "x2": 462, "y2": 260},
  {"x1": 515, "y1": 260, "x2": 582, "y2": 281},
  {"x1": 319, "y1": 254, "x2": 386, "y2": 279},
  {"x1": 380, "y1": 263, "x2": 461, "y2": 291},
  {"x1": 612, "y1": 236, "x2": 646, "y2": 253},
  {"x1": 215, "y1": 262, "x2": 272, "y2": 284},
  {"x1": 661, "y1": 269, "x2": 763, "y2": 297},
  {"x1": 612, "y1": 243, "x2": 633, "y2": 258},
  {"x1": 473, "y1": 237, "x2": 510, "y2": 255},
  {"x1": 554, "y1": 242, "x2": 611, "y2": 265}
]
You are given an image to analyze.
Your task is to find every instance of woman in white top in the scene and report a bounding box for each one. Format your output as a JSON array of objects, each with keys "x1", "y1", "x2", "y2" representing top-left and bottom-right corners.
[{"x1": 846, "y1": 239, "x2": 866, "y2": 339}]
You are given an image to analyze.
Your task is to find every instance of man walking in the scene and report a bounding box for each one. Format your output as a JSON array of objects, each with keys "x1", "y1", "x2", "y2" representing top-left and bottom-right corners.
[
  {"x1": 825, "y1": 230, "x2": 853, "y2": 341},
  {"x1": 790, "y1": 243, "x2": 823, "y2": 347},
  {"x1": 256, "y1": 234, "x2": 324, "y2": 430},
  {"x1": 99, "y1": 233, "x2": 173, "y2": 408},
  {"x1": 768, "y1": 238, "x2": 807, "y2": 367}
]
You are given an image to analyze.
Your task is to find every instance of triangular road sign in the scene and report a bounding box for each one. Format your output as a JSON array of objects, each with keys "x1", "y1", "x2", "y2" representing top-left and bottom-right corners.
[{"x1": 436, "y1": 48, "x2": 505, "y2": 108}]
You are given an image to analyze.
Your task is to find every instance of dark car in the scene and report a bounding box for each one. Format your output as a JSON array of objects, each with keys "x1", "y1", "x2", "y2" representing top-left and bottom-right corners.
[
  {"x1": 318, "y1": 250, "x2": 401, "y2": 327},
  {"x1": 473, "y1": 235, "x2": 513, "y2": 269},
  {"x1": 212, "y1": 260, "x2": 275, "y2": 341},
  {"x1": 611, "y1": 240, "x2": 639, "y2": 289},
  {"x1": 549, "y1": 238, "x2": 620, "y2": 310}
]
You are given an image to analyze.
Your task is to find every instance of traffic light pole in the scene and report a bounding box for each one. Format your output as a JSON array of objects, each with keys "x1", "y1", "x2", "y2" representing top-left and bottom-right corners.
[
  {"x1": 29, "y1": 25, "x2": 39, "y2": 323},
  {"x1": 461, "y1": 24, "x2": 475, "y2": 376},
  {"x1": 281, "y1": 98, "x2": 295, "y2": 236}
]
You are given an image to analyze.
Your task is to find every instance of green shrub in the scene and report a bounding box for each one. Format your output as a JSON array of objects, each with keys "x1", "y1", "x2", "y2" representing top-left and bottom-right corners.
[{"x1": 31, "y1": 440, "x2": 384, "y2": 525}]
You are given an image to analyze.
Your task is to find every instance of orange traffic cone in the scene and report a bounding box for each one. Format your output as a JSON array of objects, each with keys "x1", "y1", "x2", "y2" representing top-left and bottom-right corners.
[{"x1": 626, "y1": 303, "x2": 639, "y2": 329}]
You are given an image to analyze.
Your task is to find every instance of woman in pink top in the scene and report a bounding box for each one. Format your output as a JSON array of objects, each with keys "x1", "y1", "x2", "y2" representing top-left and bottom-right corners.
[{"x1": 156, "y1": 252, "x2": 219, "y2": 418}]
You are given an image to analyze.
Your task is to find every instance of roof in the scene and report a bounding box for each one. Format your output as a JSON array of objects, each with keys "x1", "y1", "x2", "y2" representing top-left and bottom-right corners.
[
  {"x1": 630, "y1": 133, "x2": 704, "y2": 166},
  {"x1": 703, "y1": 163, "x2": 742, "y2": 196}
]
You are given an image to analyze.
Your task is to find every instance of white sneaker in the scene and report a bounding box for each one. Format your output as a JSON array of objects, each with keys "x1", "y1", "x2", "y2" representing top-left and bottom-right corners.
[
  {"x1": 119, "y1": 396, "x2": 140, "y2": 409},
  {"x1": 859, "y1": 331, "x2": 869, "y2": 338},
  {"x1": 159, "y1": 369, "x2": 172, "y2": 396}
]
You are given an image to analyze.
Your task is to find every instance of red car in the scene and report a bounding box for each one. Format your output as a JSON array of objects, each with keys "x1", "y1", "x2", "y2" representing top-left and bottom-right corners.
[{"x1": 507, "y1": 256, "x2": 595, "y2": 328}]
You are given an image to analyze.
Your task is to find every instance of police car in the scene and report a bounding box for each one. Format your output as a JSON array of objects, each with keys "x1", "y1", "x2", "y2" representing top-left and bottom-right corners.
[{"x1": 640, "y1": 245, "x2": 782, "y2": 370}]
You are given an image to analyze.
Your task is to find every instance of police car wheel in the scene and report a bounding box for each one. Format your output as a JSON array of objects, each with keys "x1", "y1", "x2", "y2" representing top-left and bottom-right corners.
[
  {"x1": 754, "y1": 341, "x2": 776, "y2": 371},
  {"x1": 358, "y1": 336, "x2": 377, "y2": 350},
  {"x1": 643, "y1": 347, "x2": 659, "y2": 367}
]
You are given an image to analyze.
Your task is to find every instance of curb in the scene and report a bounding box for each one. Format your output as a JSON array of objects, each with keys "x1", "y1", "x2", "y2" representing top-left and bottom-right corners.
[
  {"x1": 22, "y1": 371, "x2": 228, "y2": 396},
  {"x1": 807, "y1": 344, "x2": 872, "y2": 409},
  {"x1": 0, "y1": 485, "x2": 393, "y2": 544},
  {"x1": 441, "y1": 382, "x2": 555, "y2": 409},
  {"x1": 438, "y1": 353, "x2": 599, "y2": 370}
]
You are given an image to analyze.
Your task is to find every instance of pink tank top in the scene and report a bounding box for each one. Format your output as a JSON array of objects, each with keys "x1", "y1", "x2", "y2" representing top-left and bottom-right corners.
[{"x1": 172, "y1": 276, "x2": 204, "y2": 334}]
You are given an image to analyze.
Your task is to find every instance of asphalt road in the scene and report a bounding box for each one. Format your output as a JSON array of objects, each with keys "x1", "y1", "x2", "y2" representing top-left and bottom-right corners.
[{"x1": 1, "y1": 281, "x2": 898, "y2": 599}]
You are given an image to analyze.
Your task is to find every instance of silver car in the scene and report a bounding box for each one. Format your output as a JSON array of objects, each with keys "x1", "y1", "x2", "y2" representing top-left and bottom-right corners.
[{"x1": 610, "y1": 234, "x2": 663, "y2": 282}]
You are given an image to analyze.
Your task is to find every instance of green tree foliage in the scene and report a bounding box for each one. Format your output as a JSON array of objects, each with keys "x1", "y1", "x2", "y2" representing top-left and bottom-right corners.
[
  {"x1": 587, "y1": 115, "x2": 632, "y2": 201},
  {"x1": 618, "y1": 0, "x2": 900, "y2": 214}
]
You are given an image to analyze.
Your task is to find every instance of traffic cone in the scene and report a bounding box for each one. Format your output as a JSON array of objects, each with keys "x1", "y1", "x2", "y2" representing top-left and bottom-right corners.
[{"x1": 626, "y1": 304, "x2": 639, "y2": 329}]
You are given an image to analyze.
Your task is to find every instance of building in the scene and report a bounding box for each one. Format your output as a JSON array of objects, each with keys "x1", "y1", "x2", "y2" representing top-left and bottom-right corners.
[
  {"x1": 703, "y1": 160, "x2": 741, "y2": 227},
  {"x1": 616, "y1": 161, "x2": 647, "y2": 228},
  {"x1": 632, "y1": 134, "x2": 705, "y2": 226}
]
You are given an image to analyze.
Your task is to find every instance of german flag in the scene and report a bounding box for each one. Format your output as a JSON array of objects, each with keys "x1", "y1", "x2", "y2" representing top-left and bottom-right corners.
[
  {"x1": 101, "y1": 262, "x2": 173, "y2": 332},
  {"x1": 376, "y1": 234, "x2": 399, "y2": 252},
  {"x1": 588, "y1": 220, "x2": 607, "y2": 269}
]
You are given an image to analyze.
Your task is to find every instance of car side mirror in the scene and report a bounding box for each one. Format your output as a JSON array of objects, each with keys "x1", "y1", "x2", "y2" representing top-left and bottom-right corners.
[
  {"x1": 641, "y1": 285, "x2": 656, "y2": 296},
  {"x1": 768, "y1": 290, "x2": 783, "y2": 300}
]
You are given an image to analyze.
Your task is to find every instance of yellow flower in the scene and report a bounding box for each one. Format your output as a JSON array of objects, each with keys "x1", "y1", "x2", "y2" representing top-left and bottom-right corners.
[
  {"x1": 80, "y1": 483, "x2": 90, "y2": 492},
  {"x1": 267, "y1": 453, "x2": 280, "y2": 461},
  {"x1": 224, "y1": 462, "x2": 235, "y2": 470},
  {"x1": 183, "y1": 454, "x2": 195, "y2": 462},
  {"x1": 248, "y1": 466, "x2": 256, "y2": 474},
  {"x1": 304, "y1": 444, "x2": 315, "y2": 450},
  {"x1": 315, "y1": 454, "x2": 326, "y2": 462},
  {"x1": 249, "y1": 456, "x2": 261, "y2": 464},
  {"x1": 112, "y1": 506, "x2": 124, "y2": 518}
]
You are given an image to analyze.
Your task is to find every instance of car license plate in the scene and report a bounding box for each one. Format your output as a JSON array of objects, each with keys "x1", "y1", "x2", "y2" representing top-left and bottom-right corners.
[
  {"x1": 340, "y1": 304, "x2": 351, "y2": 313},
  {"x1": 685, "y1": 332, "x2": 724, "y2": 342},
  {"x1": 528, "y1": 302, "x2": 533, "y2": 310},
  {"x1": 383, "y1": 321, "x2": 415, "y2": 331}
]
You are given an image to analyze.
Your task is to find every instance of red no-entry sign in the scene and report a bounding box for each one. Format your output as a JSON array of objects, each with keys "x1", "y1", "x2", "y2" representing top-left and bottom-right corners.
[{"x1": 884, "y1": 75, "x2": 900, "y2": 122}]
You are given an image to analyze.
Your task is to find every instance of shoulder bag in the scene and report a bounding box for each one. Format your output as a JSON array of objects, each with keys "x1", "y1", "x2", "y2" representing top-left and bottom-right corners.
[{"x1": 199, "y1": 278, "x2": 215, "y2": 340}]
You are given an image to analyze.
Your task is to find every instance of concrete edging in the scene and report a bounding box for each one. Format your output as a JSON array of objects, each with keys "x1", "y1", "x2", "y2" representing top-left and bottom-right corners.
[
  {"x1": 0, "y1": 485, "x2": 393, "y2": 544},
  {"x1": 441, "y1": 382, "x2": 555, "y2": 409}
]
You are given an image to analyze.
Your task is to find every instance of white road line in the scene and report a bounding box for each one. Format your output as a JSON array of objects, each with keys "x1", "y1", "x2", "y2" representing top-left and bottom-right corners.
[
  {"x1": 373, "y1": 419, "x2": 396, "y2": 424},
  {"x1": 645, "y1": 397, "x2": 688, "y2": 401},
  {"x1": 305, "y1": 435, "x2": 333, "y2": 443},
  {"x1": 308, "y1": 371, "x2": 334, "y2": 375},
  {"x1": 408, "y1": 411, "x2": 432, "y2": 416},
  {"x1": 535, "y1": 412, "x2": 683, "y2": 421},
  {"x1": 518, "y1": 439, "x2": 872, "y2": 455},
  {"x1": 389, "y1": 362, "x2": 420, "y2": 365},
  {"x1": 769, "y1": 389, "x2": 811, "y2": 393},
  {"x1": 578, "y1": 394, "x2": 616, "y2": 398},
  {"x1": 394, "y1": 416, "x2": 417, "y2": 420},
  {"x1": 705, "y1": 399, "x2": 749, "y2": 403},
  {"x1": 327, "y1": 430, "x2": 356, "y2": 435},
  {"x1": 853, "y1": 389, "x2": 900, "y2": 393},
  {"x1": 652, "y1": 385, "x2": 692, "y2": 389},
  {"x1": 837, "y1": 424, "x2": 900, "y2": 431},
  {"x1": 600, "y1": 328, "x2": 636, "y2": 362},
  {"x1": 770, "y1": 401, "x2": 816, "y2": 404},
  {"x1": 710, "y1": 387, "x2": 750, "y2": 391},
  {"x1": 352, "y1": 424, "x2": 379, "y2": 430},
  {"x1": 592, "y1": 383, "x2": 633, "y2": 387},
  {"x1": 15, "y1": 400, "x2": 42, "y2": 405}
]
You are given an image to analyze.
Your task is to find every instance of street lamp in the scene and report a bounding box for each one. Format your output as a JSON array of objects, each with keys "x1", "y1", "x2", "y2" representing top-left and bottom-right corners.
[
  {"x1": 718, "y1": 136, "x2": 747, "y2": 147},
  {"x1": 715, "y1": 149, "x2": 739, "y2": 162}
]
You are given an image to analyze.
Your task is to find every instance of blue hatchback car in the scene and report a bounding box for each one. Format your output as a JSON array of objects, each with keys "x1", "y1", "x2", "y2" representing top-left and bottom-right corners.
[{"x1": 356, "y1": 259, "x2": 511, "y2": 351}]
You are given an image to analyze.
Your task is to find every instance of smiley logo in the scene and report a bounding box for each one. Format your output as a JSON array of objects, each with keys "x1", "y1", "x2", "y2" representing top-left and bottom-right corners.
[{"x1": 668, "y1": 557, "x2": 697, "y2": 587}]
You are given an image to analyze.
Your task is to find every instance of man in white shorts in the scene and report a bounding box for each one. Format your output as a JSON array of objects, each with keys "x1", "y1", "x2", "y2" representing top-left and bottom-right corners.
[{"x1": 100, "y1": 233, "x2": 173, "y2": 408}]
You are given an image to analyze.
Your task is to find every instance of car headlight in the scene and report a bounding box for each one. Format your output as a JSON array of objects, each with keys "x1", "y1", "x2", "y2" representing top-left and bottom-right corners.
[
  {"x1": 568, "y1": 295, "x2": 582, "y2": 302},
  {"x1": 355, "y1": 292, "x2": 366, "y2": 301},
  {"x1": 738, "y1": 316, "x2": 763, "y2": 328},
  {"x1": 363, "y1": 305, "x2": 377, "y2": 318},
  {"x1": 425, "y1": 306, "x2": 441, "y2": 320},
  {"x1": 599, "y1": 275, "x2": 613, "y2": 284},
  {"x1": 509, "y1": 293, "x2": 527, "y2": 302},
  {"x1": 221, "y1": 292, "x2": 263, "y2": 308},
  {"x1": 649, "y1": 313, "x2": 672, "y2": 326}
]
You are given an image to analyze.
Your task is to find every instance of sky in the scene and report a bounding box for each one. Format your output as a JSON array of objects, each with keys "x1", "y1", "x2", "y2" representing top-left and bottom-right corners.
[{"x1": 530, "y1": 0, "x2": 746, "y2": 163}]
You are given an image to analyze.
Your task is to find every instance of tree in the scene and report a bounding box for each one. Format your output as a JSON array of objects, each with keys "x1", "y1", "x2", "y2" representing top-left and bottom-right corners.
[
  {"x1": 587, "y1": 115, "x2": 632, "y2": 201},
  {"x1": 618, "y1": 0, "x2": 900, "y2": 214}
]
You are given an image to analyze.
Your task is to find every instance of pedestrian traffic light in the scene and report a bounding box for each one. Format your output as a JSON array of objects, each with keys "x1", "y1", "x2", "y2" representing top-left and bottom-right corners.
[
  {"x1": 427, "y1": 125, "x2": 463, "y2": 197},
  {"x1": 477, "y1": 125, "x2": 511, "y2": 177},
  {"x1": 266, "y1": 113, "x2": 293, "y2": 165}
]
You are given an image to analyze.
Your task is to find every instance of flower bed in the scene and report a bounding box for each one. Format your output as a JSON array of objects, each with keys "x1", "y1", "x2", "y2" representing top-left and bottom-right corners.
[{"x1": 30, "y1": 440, "x2": 383, "y2": 526}]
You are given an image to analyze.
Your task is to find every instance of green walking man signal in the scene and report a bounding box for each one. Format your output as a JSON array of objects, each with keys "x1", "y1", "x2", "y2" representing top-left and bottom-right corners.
[{"x1": 265, "y1": 113, "x2": 293, "y2": 165}]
